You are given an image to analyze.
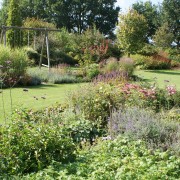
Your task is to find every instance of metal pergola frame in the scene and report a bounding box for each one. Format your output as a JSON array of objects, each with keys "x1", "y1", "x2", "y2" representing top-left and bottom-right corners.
[{"x1": 0, "y1": 25, "x2": 61, "y2": 71}]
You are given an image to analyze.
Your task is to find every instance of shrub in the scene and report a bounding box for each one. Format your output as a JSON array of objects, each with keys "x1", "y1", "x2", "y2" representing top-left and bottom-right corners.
[
  {"x1": 0, "y1": 45, "x2": 28, "y2": 86},
  {"x1": 86, "y1": 63, "x2": 100, "y2": 79},
  {"x1": 138, "y1": 44, "x2": 157, "y2": 56},
  {"x1": 27, "y1": 67, "x2": 85, "y2": 84},
  {"x1": 0, "y1": 118, "x2": 76, "y2": 175},
  {"x1": 60, "y1": 110, "x2": 100, "y2": 144},
  {"x1": 68, "y1": 83, "x2": 125, "y2": 128},
  {"x1": 119, "y1": 83, "x2": 180, "y2": 111},
  {"x1": 119, "y1": 57, "x2": 134, "y2": 76},
  {"x1": 132, "y1": 54, "x2": 171, "y2": 70},
  {"x1": 102, "y1": 43, "x2": 122, "y2": 59},
  {"x1": 27, "y1": 68, "x2": 49, "y2": 82},
  {"x1": 169, "y1": 49, "x2": 180, "y2": 62},
  {"x1": 102, "y1": 57, "x2": 119, "y2": 73},
  {"x1": 18, "y1": 74, "x2": 41, "y2": 86},
  {"x1": 49, "y1": 74, "x2": 80, "y2": 84},
  {"x1": 109, "y1": 107, "x2": 180, "y2": 153},
  {"x1": 24, "y1": 47, "x2": 39, "y2": 63}
]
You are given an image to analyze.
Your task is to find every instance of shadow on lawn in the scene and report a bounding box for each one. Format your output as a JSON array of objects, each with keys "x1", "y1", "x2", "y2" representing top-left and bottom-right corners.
[{"x1": 145, "y1": 70, "x2": 180, "y2": 76}]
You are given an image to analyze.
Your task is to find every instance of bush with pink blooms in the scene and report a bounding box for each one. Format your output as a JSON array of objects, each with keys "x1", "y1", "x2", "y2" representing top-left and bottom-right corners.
[{"x1": 118, "y1": 83, "x2": 180, "y2": 111}]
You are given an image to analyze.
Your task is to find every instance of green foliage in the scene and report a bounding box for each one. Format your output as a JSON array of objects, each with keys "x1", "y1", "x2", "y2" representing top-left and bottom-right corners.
[
  {"x1": 6, "y1": 0, "x2": 22, "y2": 47},
  {"x1": 102, "y1": 57, "x2": 119, "y2": 73},
  {"x1": 24, "y1": 47, "x2": 39, "y2": 63},
  {"x1": 15, "y1": 136, "x2": 180, "y2": 179},
  {"x1": 22, "y1": 18, "x2": 56, "y2": 47},
  {"x1": 138, "y1": 43, "x2": 157, "y2": 56},
  {"x1": 132, "y1": 1, "x2": 160, "y2": 40},
  {"x1": 119, "y1": 57, "x2": 134, "y2": 76},
  {"x1": 132, "y1": 54, "x2": 171, "y2": 70},
  {"x1": 117, "y1": 10, "x2": 148, "y2": 56},
  {"x1": 86, "y1": 63, "x2": 100, "y2": 80},
  {"x1": 27, "y1": 67, "x2": 86, "y2": 84},
  {"x1": 77, "y1": 27, "x2": 107, "y2": 64},
  {"x1": 60, "y1": 110, "x2": 100, "y2": 144},
  {"x1": 68, "y1": 83, "x2": 125, "y2": 127},
  {"x1": 168, "y1": 48, "x2": 180, "y2": 63},
  {"x1": 153, "y1": 23, "x2": 174, "y2": 49},
  {"x1": 1, "y1": 0, "x2": 120, "y2": 37},
  {"x1": 162, "y1": 0, "x2": 180, "y2": 47},
  {"x1": 0, "y1": 118, "x2": 76, "y2": 175},
  {"x1": 0, "y1": 45, "x2": 28, "y2": 82},
  {"x1": 103, "y1": 43, "x2": 122, "y2": 59},
  {"x1": 120, "y1": 83, "x2": 180, "y2": 112},
  {"x1": 0, "y1": 0, "x2": 9, "y2": 25}
]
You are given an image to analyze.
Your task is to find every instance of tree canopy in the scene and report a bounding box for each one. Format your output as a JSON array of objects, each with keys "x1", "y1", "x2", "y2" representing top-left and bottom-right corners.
[
  {"x1": 0, "y1": 0, "x2": 120, "y2": 37},
  {"x1": 132, "y1": 1, "x2": 160, "y2": 41},
  {"x1": 117, "y1": 10, "x2": 148, "y2": 56},
  {"x1": 6, "y1": 0, "x2": 22, "y2": 47},
  {"x1": 162, "y1": 0, "x2": 180, "y2": 48}
]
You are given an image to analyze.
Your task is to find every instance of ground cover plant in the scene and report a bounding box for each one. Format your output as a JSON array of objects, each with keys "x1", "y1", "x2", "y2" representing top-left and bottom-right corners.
[{"x1": 7, "y1": 136, "x2": 180, "y2": 179}]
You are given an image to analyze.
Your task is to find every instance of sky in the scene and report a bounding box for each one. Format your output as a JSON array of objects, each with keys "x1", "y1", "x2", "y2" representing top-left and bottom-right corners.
[
  {"x1": 116, "y1": 0, "x2": 163, "y2": 12},
  {"x1": 0, "y1": 0, "x2": 163, "y2": 11}
]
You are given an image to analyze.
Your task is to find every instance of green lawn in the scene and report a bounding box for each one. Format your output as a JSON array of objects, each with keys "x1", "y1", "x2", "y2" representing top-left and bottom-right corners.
[
  {"x1": 134, "y1": 70, "x2": 180, "y2": 90},
  {"x1": 0, "y1": 83, "x2": 83, "y2": 123}
]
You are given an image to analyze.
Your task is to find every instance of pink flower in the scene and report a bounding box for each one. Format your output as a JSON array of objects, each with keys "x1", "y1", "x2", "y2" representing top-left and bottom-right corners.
[{"x1": 166, "y1": 85, "x2": 176, "y2": 95}]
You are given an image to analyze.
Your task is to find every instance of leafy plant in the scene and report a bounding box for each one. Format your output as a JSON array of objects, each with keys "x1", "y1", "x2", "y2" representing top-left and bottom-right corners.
[
  {"x1": 0, "y1": 45, "x2": 28, "y2": 85},
  {"x1": 13, "y1": 136, "x2": 180, "y2": 179},
  {"x1": 68, "y1": 83, "x2": 125, "y2": 128},
  {"x1": 0, "y1": 118, "x2": 76, "y2": 175}
]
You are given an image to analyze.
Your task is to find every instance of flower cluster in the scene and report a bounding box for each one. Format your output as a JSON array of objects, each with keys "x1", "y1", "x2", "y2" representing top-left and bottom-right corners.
[
  {"x1": 121, "y1": 83, "x2": 156, "y2": 99},
  {"x1": 166, "y1": 85, "x2": 176, "y2": 95},
  {"x1": 139, "y1": 87, "x2": 156, "y2": 99}
]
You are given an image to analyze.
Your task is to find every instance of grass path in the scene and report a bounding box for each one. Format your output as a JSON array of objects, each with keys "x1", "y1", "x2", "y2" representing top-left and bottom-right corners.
[
  {"x1": 134, "y1": 70, "x2": 180, "y2": 90},
  {"x1": 0, "y1": 83, "x2": 83, "y2": 123}
]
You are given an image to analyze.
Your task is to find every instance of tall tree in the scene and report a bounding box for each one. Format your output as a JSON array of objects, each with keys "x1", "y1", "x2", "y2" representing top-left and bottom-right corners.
[
  {"x1": 132, "y1": 1, "x2": 160, "y2": 41},
  {"x1": 0, "y1": 0, "x2": 9, "y2": 25},
  {"x1": 162, "y1": 0, "x2": 180, "y2": 48},
  {"x1": 117, "y1": 10, "x2": 148, "y2": 57},
  {"x1": 153, "y1": 23, "x2": 174, "y2": 49},
  {"x1": 6, "y1": 0, "x2": 22, "y2": 47},
  {"x1": 48, "y1": 0, "x2": 120, "y2": 36}
]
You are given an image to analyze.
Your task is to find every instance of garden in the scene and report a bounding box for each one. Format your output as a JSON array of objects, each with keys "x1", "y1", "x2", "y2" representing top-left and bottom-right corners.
[{"x1": 0, "y1": 0, "x2": 180, "y2": 179}]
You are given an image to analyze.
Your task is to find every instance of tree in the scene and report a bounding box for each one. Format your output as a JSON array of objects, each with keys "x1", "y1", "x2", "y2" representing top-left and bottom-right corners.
[
  {"x1": 1, "y1": 0, "x2": 120, "y2": 37},
  {"x1": 117, "y1": 10, "x2": 148, "y2": 57},
  {"x1": 132, "y1": 1, "x2": 160, "y2": 41},
  {"x1": 6, "y1": 0, "x2": 22, "y2": 47},
  {"x1": 162, "y1": 0, "x2": 180, "y2": 48},
  {"x1": 153, "y1": 23, "x2": 174, "y2": 49},
  {"x1": 47, "y1": 0, "x2": 120, "y2": 36},
  {"x1": 0, "y1": 0, "x2": 9, "y2": 25}
]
